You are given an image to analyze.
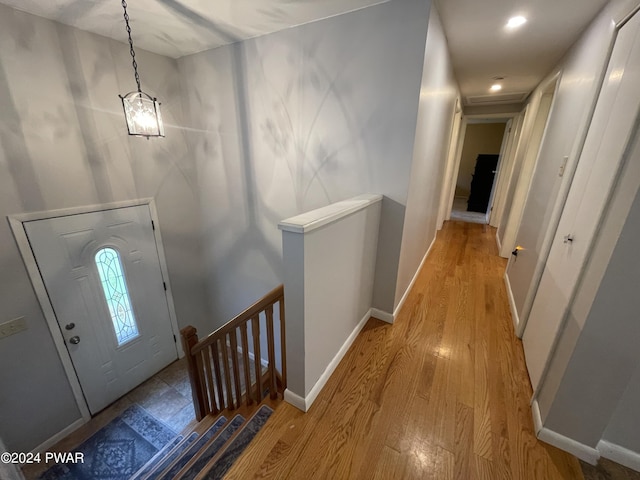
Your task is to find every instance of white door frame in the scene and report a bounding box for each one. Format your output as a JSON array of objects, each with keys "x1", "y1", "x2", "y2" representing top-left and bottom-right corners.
[
  {"x1": 440, "y1": 112, "x2": 519, "y2": 225},
  {"x1": 490, "y1": 114, "x2": 522, "y2": 230},
  {"x1": 437, "y1": 97, "x2": 463, "y2": 229},
  {"x1": 8, "y1": 198, "x2": 184, "y2": 422},
  {"x1": 498, "y1": 72, "x2": 562, "y2": 259}
]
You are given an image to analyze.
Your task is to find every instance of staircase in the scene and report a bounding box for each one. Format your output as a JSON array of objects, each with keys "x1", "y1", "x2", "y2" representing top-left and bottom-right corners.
[
  {"x1": 133, "y1": 285, "x2": 286, "y2": 479},
  {"x1": 130, "y1": 399, "x2": 277, "y2": 480}
]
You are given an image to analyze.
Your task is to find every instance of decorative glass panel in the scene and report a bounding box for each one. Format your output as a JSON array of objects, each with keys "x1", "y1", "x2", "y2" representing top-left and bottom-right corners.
[{"x1": 95, "y1": 247, "x2": 139, "y2": 345}]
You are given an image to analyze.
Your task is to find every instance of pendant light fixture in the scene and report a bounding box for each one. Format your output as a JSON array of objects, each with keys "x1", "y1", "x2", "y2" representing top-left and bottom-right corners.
[{"x1": 118, "y1": 0, "x2": 164, "y2": 138}]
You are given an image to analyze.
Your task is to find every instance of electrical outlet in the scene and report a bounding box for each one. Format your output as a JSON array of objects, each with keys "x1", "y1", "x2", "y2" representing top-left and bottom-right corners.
[{"x1": 0, "y1": 317, "x2": 28, "y2": 339}]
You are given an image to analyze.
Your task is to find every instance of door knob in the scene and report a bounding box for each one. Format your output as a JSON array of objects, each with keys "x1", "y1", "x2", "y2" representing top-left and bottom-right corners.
[
  {"x1": 65, "y1": 323, "x2": 75, "y2": 330},
  {"x1": 69, "y1": 336, "x2": 80, "y2": 345},
  {"x1": 563, "y1": 234, "x2": 574, "y2": 244}
]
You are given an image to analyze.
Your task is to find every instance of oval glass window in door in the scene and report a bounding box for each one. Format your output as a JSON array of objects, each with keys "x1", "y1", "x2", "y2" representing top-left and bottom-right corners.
[{"x1": 95, "y1": 247, "x2": 140, "y2": 346}]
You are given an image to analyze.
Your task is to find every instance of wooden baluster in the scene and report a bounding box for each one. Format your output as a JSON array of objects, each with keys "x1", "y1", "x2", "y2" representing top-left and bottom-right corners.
[
  {"x1": 211, "y1": 339, "x2": 225, "y2": 412},
  {"x1": 202, "y1": 346, "x2": 218, "y2": 415},
  {"x1": 180, "y1": 326, "x2": 206, "y2": 421},
  {"x1": 240, "y1": 323, "x2": 253, "y2": 405},
  {"x1": 251, "y1": 315, "x2": 262, "y2": 404},
  {"x1": 279, "y1": 297, "x2": 287, "y2": 391},
  {"x1": 229, "y1": 328, "x2": 242, "y2": 409},
  {"x1": 220, "y1": 334, "x2": 234, "y2": 410},
  {"x1": 266, "y1": 304, "x2": 278, "y2": 399}
]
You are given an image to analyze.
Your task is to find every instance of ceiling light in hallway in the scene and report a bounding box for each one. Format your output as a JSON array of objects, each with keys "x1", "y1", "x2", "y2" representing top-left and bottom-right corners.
[
  {"x1": 490, "y1": 84, "x2": 503, "y2": 92},
  {"x1": 506, "y1": 15, "x2": 527, "y2": 29}
]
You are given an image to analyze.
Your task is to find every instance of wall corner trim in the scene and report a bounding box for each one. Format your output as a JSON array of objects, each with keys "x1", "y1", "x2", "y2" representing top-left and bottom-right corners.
[
  {"x1": 531, "y1": 400, "x2": 600, "y2": 465},
  {"x1": 597, "y1": 440, "x2": 640, "y2": 472},
  {"x1": 284, "y1": 308, "x2": 373, "y2": 412},
  {"x1": 283, "y1": 389, "x2": 307, "y2": 412},
  {"x1": 371, "y1": 308, "x2": 394, "y2": 324},
  {"x1": 394, "y1": 236, "x2": 436, "y2": 318},
  {"x1": 504, "y1": 270, "x2": 521, "y2": 336}
]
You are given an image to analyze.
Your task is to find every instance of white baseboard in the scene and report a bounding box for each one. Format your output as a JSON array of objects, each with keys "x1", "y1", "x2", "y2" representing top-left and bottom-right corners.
[
  {"x1": 504, "y1": 271, "x2": 521, "y2": 336},
  {"x1": 284, "y1": 308, "x2": 372, "y2": 412},
  {"x1": 29, "y1": 418, "x2": 86, "y2": 457},
  {"x1": 532, "y1": 397, "x2": 544, "y2": 432},
  {"x1": 283, "y1": 389, "x2": 306, "y2": 411},
  {"x1": 531, "y1": 400, "x2": 600, "y2": 465},
  {"x1": 598, "y1": 440, "x2": 640, "y2": 472},
  {"x1": 496, "y1": 230, "x2": 502, "y2": 251},
  {"x1": 371, "y1": 308, "x2": 394, "y2": 324},
  {"x1": 393, "y1": 236, "x2": 436, "y2": 318}
]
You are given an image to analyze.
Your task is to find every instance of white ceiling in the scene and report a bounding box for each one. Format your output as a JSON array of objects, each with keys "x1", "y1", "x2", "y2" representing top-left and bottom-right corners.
[
  {"x1": 0, "y1": 0, "x2": 609, "y2": 105},
  {"x1": 0, "y1": 0, "x2": 388, "y2": 59},
  {"x1": 435, "y1": 0, "x2": 608, "y2": 104}
]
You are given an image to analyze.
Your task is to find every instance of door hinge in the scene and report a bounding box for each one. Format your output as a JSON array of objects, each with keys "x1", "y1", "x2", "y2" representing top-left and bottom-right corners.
[
  {"x1": 163, "y1": 282, "x2": 167, "y2": 291},
  {"x1": 151, "y1": 220, "x2": 155, "y2": 231},
  {"x1": 173, "y1": 334, "x2": 177, "y2": 343}
]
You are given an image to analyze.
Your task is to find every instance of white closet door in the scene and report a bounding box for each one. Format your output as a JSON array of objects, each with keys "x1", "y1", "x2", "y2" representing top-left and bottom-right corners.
[{"x1": 523, "y1": 11, "x2": 640, "y2": 392}]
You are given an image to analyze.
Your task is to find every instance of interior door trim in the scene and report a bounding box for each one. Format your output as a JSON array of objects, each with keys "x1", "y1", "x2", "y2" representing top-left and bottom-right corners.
[{"x1": 8, "y1": 198, "x2": 184, "y2": 424}]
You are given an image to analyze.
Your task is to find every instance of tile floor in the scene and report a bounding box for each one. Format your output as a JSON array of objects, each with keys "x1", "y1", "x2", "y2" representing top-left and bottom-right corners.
[
  {"x1": 22, "y1": 358, "x2": 195, "y2": 479},
  {"x1": 128, "y1": 358, "x2": 195, "y2": 434}
]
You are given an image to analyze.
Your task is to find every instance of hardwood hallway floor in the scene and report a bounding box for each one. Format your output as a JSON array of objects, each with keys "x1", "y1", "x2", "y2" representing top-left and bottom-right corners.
[{"x1": 225, "y1": 221, "x2": 584, "y2": 479}]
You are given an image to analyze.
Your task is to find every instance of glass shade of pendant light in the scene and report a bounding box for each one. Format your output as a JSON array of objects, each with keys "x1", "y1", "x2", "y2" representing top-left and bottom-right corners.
[{"x1": 118, "y1": 0, "x2": 164, "y2": 138}]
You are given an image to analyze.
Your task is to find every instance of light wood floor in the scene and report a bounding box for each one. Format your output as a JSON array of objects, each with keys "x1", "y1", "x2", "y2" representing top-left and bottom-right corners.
[{"x1": 225, "y1": 221, "x2": 584, "y2": 480}]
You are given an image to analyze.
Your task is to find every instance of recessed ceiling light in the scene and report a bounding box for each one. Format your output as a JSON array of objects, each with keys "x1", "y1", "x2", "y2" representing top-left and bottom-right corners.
[
  {"x1": 506, "y1": 16, "x2": 527, "y2": 29},
  {"x1": 490, "y1": 84, "x2": 503, "y2": 92}
]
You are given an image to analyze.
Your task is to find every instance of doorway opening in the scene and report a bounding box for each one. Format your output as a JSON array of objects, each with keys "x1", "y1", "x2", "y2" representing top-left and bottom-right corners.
[{"x1": 450, "y1": 121, "x2": 508, "y2": 224}]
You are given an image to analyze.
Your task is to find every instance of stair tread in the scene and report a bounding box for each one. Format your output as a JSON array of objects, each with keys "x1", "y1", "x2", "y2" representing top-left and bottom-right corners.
[
  {"x1": 176, "y1": 415, "x2": 246, "y2": 480},
  {"x1": 142, "y1": 431, "x2": 198, "y2": 480},
  {"x1": 198, "y1": 404, "x2": 274, "y2": 480},
  {"x1": 130, "y1": 434, "x2": 184, "y2": 480},
  {"x1": 155, "y1": 415, "x2": 228, "y2": 479}
]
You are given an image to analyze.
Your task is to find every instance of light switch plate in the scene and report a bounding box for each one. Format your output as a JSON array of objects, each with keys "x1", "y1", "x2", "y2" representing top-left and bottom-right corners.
[{"x1": 0, "y1": 317, "x2": 28, "y2": 339}]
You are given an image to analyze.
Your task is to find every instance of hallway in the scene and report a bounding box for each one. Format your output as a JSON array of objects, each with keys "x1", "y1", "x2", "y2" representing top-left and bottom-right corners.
[{"x1": 224, "y1": 221, "x2": 583, "y2": 479}]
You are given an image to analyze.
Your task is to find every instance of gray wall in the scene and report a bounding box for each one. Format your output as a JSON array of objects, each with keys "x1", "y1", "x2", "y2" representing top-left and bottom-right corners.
[
  {"x1": 0, "y1": 5, "x2": 207, "y2": 451},
  {"x1": 394, "y1": 6, "x2": 458, "y2": 308},
  {"x1": 542, "y1": 185, "x2": 640, "y2": 447},
  {"x1": 178, "y1": 0, "x2": 432, "y2": 321}
]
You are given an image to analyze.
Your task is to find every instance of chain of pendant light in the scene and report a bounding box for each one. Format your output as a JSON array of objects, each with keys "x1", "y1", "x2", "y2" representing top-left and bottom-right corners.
[{"x1": 121, "y1": 0, "x2": 142, "y2": 93}]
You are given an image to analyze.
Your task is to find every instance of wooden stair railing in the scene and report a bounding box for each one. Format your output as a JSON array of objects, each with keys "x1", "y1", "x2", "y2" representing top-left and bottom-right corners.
[{"x1": 180, "y1": 285, "x2": 286, "y2": 421}]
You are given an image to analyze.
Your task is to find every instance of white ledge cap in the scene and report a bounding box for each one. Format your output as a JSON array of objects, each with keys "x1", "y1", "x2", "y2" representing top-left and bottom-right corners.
[{"x1": 278, "y1": 194, "x2": 383, "y2": 234}]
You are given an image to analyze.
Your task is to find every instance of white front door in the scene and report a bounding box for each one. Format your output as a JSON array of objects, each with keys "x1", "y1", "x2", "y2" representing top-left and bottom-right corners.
[
  {"x1": 522, "y1": 10, "x2": 640, "y2": 392},
  {"x1": 25, "y1": 205, "x2": 178, "y2": 414}
]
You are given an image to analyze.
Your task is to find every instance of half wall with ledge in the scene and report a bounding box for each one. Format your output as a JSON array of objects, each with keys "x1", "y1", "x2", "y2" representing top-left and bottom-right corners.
[{"x1": 279, "y1": 193, "x2": 386, "y2": 412}]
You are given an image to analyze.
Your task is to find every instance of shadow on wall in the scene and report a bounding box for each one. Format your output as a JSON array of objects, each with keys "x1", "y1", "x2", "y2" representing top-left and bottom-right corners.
[
  {"x1": 0, "y1": 63, "x2": 46, "y2": 213},
  {"x1": 190, "y1": 31, "x2": 380, "y2": 327},
  {"x1": 255, "y1": 39, "x2": 370, "y2": 212}
]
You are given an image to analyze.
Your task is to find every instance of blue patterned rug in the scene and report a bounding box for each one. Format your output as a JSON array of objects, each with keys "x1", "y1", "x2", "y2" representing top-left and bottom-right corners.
[
  {"x1": 202, "y1": 405, "x2": 273, "y2": 480},
  {"x1": 39, "y1": 405, "x2": 177, "y2": 480}
]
